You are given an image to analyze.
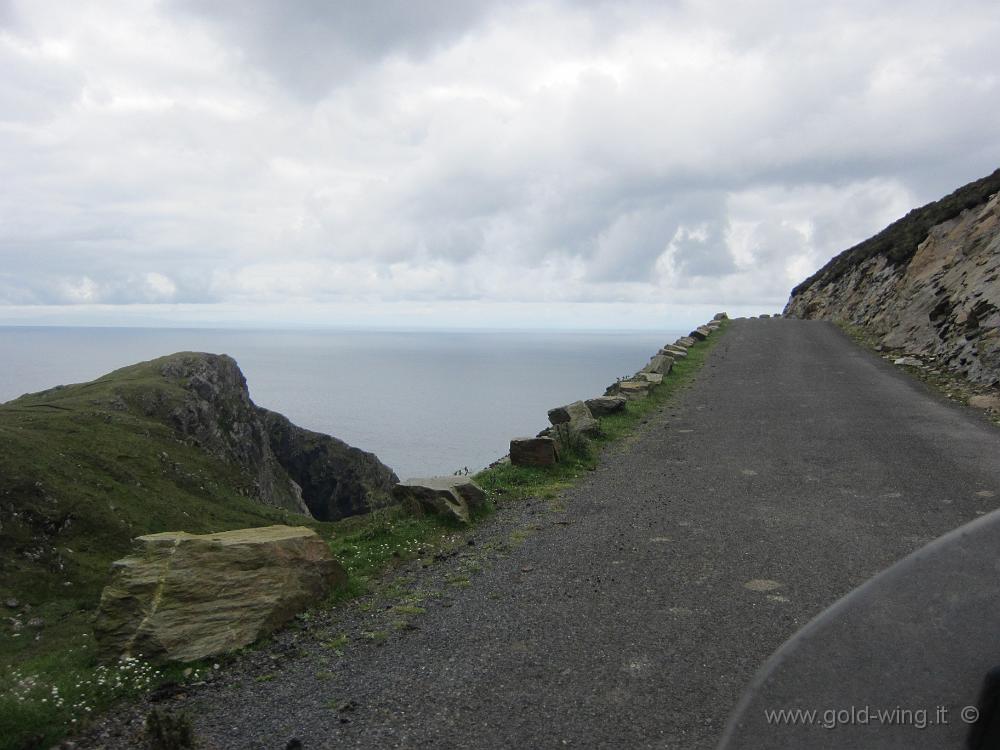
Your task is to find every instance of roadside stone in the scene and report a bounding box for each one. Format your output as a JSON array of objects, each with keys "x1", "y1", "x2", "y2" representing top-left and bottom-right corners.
[
  {"x1": 894, "y1": 356, "x2": 923, "y2": 367},
  {"x1": 634, "y1": 372, "x2": 664, "y2": 385},
  {"x1": 606, "y1": 380, "x2": 652, "y2": 400},
  {"x1": 969, "y1": 394, "x2": 1000, "y2": 412},
  {"x1": 642, "y1": 354, "x2": 673, "y2": 376},
  {"x1": 94, "y1": 526, "x2": 345, "y2": 663},
  {"x1": 661, "y1": 345, "x2": 687, "y2": 358},
  {"x1": 677, "y1": 336, "x2": 698, "y2": 348},
  {"x1": 393, "y1": 477, "x2": 487, "y2": 524},
  {"x1": 509, "y1": 437, "x2": 559, "y2": 467},
  {"x1": 689, "y1": 329, "x2": 708, "y2": 342},
  {"x1": 585, "y1": 395, "x2": 627, "y2": 417},
  {"x1": 713, "y1": 312, "x2": 728, "y2": 320},
  {"x1": 547, "y1": 400, "x2": 600, "y2": 437}
]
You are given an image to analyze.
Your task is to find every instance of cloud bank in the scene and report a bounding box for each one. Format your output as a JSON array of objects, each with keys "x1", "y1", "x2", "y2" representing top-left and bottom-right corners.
[{"x1": 1, "y1": 0, "x2": 998, "y2": 327}]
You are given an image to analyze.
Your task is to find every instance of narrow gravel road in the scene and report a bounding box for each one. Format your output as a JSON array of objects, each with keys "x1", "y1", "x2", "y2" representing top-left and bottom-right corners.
[{"x1": 123, "y1": 319, "x2": 1000, "y2": 749}]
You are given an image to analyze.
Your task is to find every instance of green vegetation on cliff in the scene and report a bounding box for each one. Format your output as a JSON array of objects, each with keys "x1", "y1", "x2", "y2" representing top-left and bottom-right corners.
[{"x1": 791, "y1": 167, "x2": 1000, "y2": 298}]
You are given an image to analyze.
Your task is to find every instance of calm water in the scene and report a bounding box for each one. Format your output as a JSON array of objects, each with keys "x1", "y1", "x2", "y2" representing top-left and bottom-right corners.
[{"x1": 0, "y1": 327, "x2": 680, "y2": 478}]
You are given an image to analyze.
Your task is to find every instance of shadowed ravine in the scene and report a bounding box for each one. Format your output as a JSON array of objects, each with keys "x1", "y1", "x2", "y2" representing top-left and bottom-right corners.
[{"x1": 84, "y1": 318, "x2": 1000, "y2": 749}]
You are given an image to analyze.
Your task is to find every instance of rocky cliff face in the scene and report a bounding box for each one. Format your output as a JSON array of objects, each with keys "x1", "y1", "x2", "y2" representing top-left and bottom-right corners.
[
  {"x1": 257, "y1": 408, "x2": 398, "y2": 521},
  {"x1": 785, "y1": 169, "x2": 1000, "y2": 386},
  {"x1": 151, "y1": 353, "x2": 309, "y2": 514}
]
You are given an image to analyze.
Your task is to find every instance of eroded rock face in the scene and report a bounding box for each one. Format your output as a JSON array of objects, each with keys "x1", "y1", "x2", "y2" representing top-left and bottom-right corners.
[
  {"x1": 786, "y1": 181, "x2": 1000, "y2": 385},
  {"x1": 94, "y1": 526, "x2": 344, "y2": 663},
  {"x1": 156, "y1": 353, "x2": 308, "y2": 513},
  {"x1": 391, "y1": 478, "x2": 487, "y2": 524},
  {"x1": 257, "y1": 408, "x2": 398, "y2": 521}
]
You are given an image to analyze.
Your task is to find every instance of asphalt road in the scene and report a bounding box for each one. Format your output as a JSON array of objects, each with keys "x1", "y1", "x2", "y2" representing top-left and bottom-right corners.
[{"x1": 120, "y1": 318, "x2": 1000, "y2": 749}]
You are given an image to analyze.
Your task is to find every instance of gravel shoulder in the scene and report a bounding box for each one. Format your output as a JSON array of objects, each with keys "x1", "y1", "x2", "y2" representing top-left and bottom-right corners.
[{"x1": 79, "y1": 318, "x2": 1000, "y2": 749}]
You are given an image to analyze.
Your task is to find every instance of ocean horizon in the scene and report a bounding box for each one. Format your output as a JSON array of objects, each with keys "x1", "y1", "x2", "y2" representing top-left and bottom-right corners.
[{"x1": 0, "y1": 325, "x2": 683, "y2": 479}]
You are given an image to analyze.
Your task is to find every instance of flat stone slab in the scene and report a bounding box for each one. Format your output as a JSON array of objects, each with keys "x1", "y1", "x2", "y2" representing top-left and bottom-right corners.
[
  {"x1": 392, "y1": 477, "x2": 487, "y2": 524},
  {"x1": 634, "y1": 372, "x2": 664, "y2": 385},
  {"x1": 94, "y1": 526, "x2": 345, "y2": 663},
  {"x1": 676, "y1": 336, "x2": 698, "y2": 348},
  {"x1": 509, "y1": 437, "x2": 559, "y2": 467},
  {"x1": 585, "y1": 395, "x2": 627, "y2": 417},
  {"x1": 661, "y1": 346, "x2": 688, "y2": 358},
  {"x1": 642, "y1": 354, "x2": 673, "y2": 376},
  {"x1": 719, "y1": 509, "x2": 1000, "y2": 749},
  {"x1": 713, "y1": 312, "x2": 728, "y2": 320}
]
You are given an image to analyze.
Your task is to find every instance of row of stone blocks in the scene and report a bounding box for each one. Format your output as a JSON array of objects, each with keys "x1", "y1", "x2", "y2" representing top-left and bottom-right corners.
[
  {"x1": 508, "y1": 312, "x2": 728, "y2": 468},
  {"x1": 94, "y1": 313, "x2": 728, "y2": 665}
]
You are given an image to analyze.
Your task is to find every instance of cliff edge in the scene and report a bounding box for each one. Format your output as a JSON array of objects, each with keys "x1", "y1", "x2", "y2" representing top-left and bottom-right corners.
[{"x1": 785, "y1": 168, "x2": 1000, "y2": 385}]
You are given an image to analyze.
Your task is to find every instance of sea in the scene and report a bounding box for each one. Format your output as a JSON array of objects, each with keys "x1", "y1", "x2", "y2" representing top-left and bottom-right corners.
[{"x1": 0, "y1": 327, "x2": 682, "y2": 479}]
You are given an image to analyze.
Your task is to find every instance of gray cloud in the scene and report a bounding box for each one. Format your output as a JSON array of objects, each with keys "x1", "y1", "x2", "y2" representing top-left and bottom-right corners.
[{"x1": 0, "y1": 0, "x2": 998, "y2": 324}]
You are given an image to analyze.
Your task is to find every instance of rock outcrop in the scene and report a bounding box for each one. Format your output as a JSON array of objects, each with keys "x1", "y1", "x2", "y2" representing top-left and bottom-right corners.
[
  {"x1": 120, "y1": 352, "x2": 398, "y2": 518},
  {"x1": 391, "y1": 477, "x2": 487, "y2": 525},
  {"x1": 257, "y1": 408, "x2": 398, "y2": 521},
  {"x1": 94, "y1": 526, "x2": 345, "y2": 663},
  {"x1": 785, "y1": 168, "x2": 1000, "y2": 385},
  {"x1": 138, "y1": 352, "x2": 308, "y2": 513}
]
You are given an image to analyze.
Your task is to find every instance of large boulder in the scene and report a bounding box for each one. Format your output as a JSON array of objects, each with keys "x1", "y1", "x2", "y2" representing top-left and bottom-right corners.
[
  {"x1": 94, "y1": 526, "x2": 344, "y2": 663},
  {"x1": 392, "y1": 477, "x2": 487, "y2": 524},
  {"x1": 676, "y1": 336, "x2": 698, "y2": 348},
  {"x1": 509, "y1": 437, "x2": 559, "y2": 467},
  {"x1": 547, "y1": 400, "x2": 600, "y2": 437},
  {"x1": 713, "y1": 312, "x2": 728, "y2": 320},
  {"x1": 257, "y1": 408, "x2": 398, "y2": 521},
  {"x1": 642, "y1": 354, "x2": 674, "y2": 376},
  {"x1": 585, "y1": 395, "x2": 627, "y2": 417}
]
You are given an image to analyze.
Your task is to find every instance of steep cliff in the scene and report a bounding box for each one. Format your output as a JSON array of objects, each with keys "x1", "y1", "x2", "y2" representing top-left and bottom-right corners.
[
  {"x1": 785, "y1": 169, "x2": 1000, "y2": 385},
  {"x1": 258, "y1": 408, "x2": 398, "y2": 521}
]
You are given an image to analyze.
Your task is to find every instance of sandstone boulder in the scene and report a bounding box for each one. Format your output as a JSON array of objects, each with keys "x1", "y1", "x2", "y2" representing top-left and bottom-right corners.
[
  {"x1": 677, "y1": 336, "x2": 698, "y2": 348},
  {"x1": 392, "y1": 477, "x2": 487, "y2": 524},
  {"x1": 510, "y1": 437, "x2": 559, "y2": 467},
  {"x1": 94, "y1": 526, "x2": 344, "y2": 663},
  {"x1": 547, "y1": 400, "x2": 600, "y2": 437},
  {"x1": 688, "y1": 330, "x2": 708, "y2": 342},
  {"x1": 661, "y1": 345, "x2": 688, "y2": 358},
  {"x1": 585, "y1": 395, "x2": 627, "y2": 417},
  {"x1": 713, "y1": 312, "x2": 728, "y2": 320},
  {"x1": 634, "y1": 372, "x2": 664, "y2": 385},
  {"x1": 969, "y1": 394, "x2": 1000, "y2": 412},
  {"x1": 642, "y1": 354, "x2": 673, "y2": 376}
]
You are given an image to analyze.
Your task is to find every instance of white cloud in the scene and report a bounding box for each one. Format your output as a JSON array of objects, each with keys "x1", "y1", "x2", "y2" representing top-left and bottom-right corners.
[{"x1": 0, "y1": 0, "x2": 998, "y2": 326}]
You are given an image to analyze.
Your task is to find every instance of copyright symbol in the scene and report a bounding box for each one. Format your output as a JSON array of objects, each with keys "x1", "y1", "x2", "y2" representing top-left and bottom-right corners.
[{"x1": 961, "y1": 706, "x2": 980, "y2": 724}]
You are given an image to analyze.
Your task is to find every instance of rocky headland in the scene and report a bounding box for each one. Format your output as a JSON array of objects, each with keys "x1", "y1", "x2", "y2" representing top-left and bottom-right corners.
[{"x1": 785, "y1": 168, "x2": 1000, "y2": 385}]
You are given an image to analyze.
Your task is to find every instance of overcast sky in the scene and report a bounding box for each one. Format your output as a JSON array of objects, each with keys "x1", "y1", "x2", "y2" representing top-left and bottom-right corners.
[{"x1": 1, "y1": 0, "x2": 998, "y2": 329}]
